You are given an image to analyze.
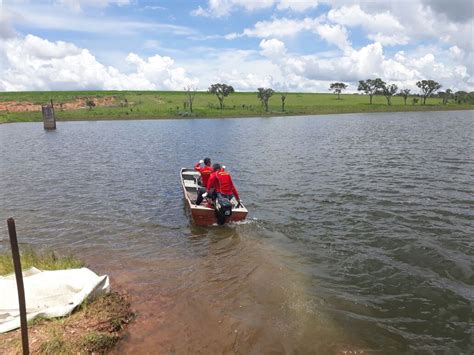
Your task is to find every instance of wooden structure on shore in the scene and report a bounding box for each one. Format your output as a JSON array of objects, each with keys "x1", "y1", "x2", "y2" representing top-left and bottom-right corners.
[{"x1": 42, "y1": 100, "x2": 56, "y2": 130}]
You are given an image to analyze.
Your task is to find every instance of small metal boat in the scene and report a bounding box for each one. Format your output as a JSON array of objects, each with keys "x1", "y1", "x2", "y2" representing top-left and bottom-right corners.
[{"x1": 180, "y1": 168, "x2": 248, "y2": 226}]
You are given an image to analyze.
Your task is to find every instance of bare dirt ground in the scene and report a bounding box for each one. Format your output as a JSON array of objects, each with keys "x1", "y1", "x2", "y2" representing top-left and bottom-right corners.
[
  {"x1": 0, "y1": 97, "x2": 116, "y2": 112},
  {"x1": 0, "y1": 291, "x2": 133, "y2": 354}
]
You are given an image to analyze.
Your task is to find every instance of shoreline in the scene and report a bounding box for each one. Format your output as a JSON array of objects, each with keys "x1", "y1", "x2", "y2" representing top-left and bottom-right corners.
[
  {"x1": 1, "y1": 106, "x2": 473, "y2": 125},
  {"x1": 1, "y1": 91, "x2": 473, "y2": 124}
]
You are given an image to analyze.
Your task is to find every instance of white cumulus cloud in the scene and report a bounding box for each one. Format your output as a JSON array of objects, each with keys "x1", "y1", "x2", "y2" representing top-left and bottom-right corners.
[
  {"x1": 191, "y1": 0, "x2": 319, "y2": 17},
  {"x1": 315, "y1": 23, "x2": 351, "y2": 51},
  {"x1": 258, "y1": 39, "x2": 472, "y2": 91},
  {"x1": 191, "y1": 0, "x2": 274, "y2": 17},
  {"x1": 259, "y1": 38, "x2": 287, "y2": 58},
  {"x1": 327, "y1": 4, "x2": 409, "y2": 45},
  {"x1": 242, "y1": 17, "x2": 322, "y2": 38},
  {"x1": 328, "y1": 4, "x2": 404, "y2": 33},
  {"x1": 277, "y1": 0, "x2": 319, "y2": 12},
  {"x1": 449, "y1": 45, "x2": 464, "y2": 60},
  {"x1": 367, "y1": 33, "x2": 409, "y2": 46},
  {"x1": 233, "y1": 17, "x2": 351, "y2": 51},
  {"x1": 0, "y1": 34, "x2": 198, "y2": 91}
]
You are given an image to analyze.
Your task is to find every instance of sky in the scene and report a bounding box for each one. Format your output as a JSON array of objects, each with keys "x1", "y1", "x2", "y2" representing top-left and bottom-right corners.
[{"x1": 0, "y1": 0, "x2": 473, "y2": 92}]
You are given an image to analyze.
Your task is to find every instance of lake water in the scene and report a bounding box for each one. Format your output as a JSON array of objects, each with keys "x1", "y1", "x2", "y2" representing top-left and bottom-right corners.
[{"x1": 1, "y1": 111, "x2": 473, "y2": 353}]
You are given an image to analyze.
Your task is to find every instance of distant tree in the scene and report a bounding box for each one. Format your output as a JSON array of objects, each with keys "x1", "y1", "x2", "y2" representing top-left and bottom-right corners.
[
  {"x1": 438, "y1": 91, "x2": 444, "y2": 104},
  {"x1": 464, "y1": 92, "x2": 474, "y2": 104},
  {"x1": 381, "y1": 83, "x2": 398, "y2": 105},
  {"x1": 454, "y1": 91, "x2": 467, "y2": 104},
  {"x1": 280, "y1": 93, "x2": 287, "y2": 112},
  {"x1": 357, "y1": 78, "x2": 385, "y2": 104},
  {"x1": 86, "y1": 99, "x2": 96, "y2": 110},
  {"x1": 439, "y1": 89, "x2": 452, "y2": 105},
  {"x1": 329, "y1": 82, "x2": 348, "y2": 100},
  {"x1": 416, "y1": 80, "x2": 442, "y2": 105},
  {"x1": 400, "y1": 89, "x2": 411, "y2": 105},
  {"x1": 184, "y1": 86, "x2": 197, "y2": 113},
  {"x1": 454, "y1": 91, "x2": 474, "y2": 104},
  {"x1": 373, "y1": 78, "x2": 386, "y2": 92},
  {"x1": 412, "y1": 97, "x2": 419, "y2": 105},
  {"x1": 257, "y1": 87, "x2": 275, "y2": 112},
  {"x1": 358, "y1": 80, "x2": 375, "y2": 104},
  {"x1": 208, "y1": 83, "x2": 234, "y2": 109}
]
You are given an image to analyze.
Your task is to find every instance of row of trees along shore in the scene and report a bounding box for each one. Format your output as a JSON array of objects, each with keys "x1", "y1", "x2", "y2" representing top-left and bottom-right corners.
[
  {"x1": 331, "y1": 79, "x2": 471, "y2": 106},
  {"x1": 181, "y1": 80, "x2": 471, "y2": 113},
  {"x1": 185, "y1": 83, "x2": 284, "y2": 113}
]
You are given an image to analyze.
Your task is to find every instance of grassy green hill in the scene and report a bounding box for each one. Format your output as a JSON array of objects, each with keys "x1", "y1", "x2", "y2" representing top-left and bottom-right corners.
[{"x1": 1, "y1": 90, "x2": 472, "y2": 123}]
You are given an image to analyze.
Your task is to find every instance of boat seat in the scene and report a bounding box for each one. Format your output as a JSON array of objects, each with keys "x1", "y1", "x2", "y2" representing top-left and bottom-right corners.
[
  {"x1": 184, "y1": 180, "x2": 198, "y2": 188},
  {"x1": 182, "y1": 171, "x2": 200, "y2": 176}
]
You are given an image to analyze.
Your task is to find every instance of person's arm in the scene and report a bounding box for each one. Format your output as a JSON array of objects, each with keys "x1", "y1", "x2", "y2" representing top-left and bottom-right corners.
[
  {"x1": 230, "y1": 176, "x2": 240, "y2": 201},
  {"x1": 207, "y1": 173, "x2": 216, "y2": 191},
  {"x1": 194, "y1": 161, "x2": 203, "y2": 171}
]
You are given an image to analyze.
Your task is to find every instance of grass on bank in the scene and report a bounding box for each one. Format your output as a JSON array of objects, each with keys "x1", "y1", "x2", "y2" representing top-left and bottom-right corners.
[
  {"x1": 0, "y1": 249, "x2": 133, "y2": 354},
  {"x1": 1, "y1": 90, "x2": 473, "y2": 123},
  {"x1": 0, "y1": 248, "x2": 85, "y2": 275}
]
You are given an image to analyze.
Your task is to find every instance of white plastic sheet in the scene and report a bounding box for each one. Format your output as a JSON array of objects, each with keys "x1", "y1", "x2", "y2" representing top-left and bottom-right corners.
[{"x1": 0, "y1": 267, "x2": 109, "y2": 333}]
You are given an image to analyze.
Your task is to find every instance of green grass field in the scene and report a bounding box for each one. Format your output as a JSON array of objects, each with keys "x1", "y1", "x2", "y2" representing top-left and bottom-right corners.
[{"x1": 0, "y1": 90, "x2": 472, "y2": 123}]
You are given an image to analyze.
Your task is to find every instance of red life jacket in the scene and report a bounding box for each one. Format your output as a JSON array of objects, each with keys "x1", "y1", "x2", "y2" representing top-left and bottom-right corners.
[
  {"x1": 194, "y1": 163, "x2": 213, "y2": 187},
  {"x1": 207, "y1": 169, "x2": 240, "y2": 200}
]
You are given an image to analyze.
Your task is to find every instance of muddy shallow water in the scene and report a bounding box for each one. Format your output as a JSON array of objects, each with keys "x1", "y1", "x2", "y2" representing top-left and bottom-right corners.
[{"x1": 1, "y1": 111, "x2": 473, "y2": 353}]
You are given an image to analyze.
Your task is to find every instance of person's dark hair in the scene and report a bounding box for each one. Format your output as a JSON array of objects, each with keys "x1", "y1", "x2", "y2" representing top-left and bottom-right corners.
[
  {"x1": 213, "y1": 163, "x2": 221, "y2": 171},
  {"x1": 204, "y1": 157, "x2": 211, "y2": 166}
]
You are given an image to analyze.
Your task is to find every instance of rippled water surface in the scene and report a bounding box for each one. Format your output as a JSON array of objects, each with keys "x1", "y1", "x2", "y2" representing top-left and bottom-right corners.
[{"x1": 1, "y1": 111, "x2": 473, "y2": 353}]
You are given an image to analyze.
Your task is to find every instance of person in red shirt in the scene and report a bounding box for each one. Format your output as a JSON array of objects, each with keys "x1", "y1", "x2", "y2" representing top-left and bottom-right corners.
[
  {"x1": 194, "y1": 158, "x2": 213, "y2": 205},
  {"x1": 207, "y1": 163, "x2": 240, "y2": 205},
  {"x1": 194, "y1": 157, "x2": 213, "y2": 186}
]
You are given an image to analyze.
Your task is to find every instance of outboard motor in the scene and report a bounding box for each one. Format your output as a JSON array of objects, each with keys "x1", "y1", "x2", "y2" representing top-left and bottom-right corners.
[{"x1": 215, "y1": 196, "x2": 233, "y2": 225}]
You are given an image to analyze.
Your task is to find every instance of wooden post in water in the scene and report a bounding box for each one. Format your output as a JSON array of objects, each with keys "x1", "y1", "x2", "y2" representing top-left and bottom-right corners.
[
  {"x1": 7, "y1": 218, "x2": 30, "y2": 355},
  {"x1": 42, "y1": 100, "x2": 56, "y2": 130}
]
